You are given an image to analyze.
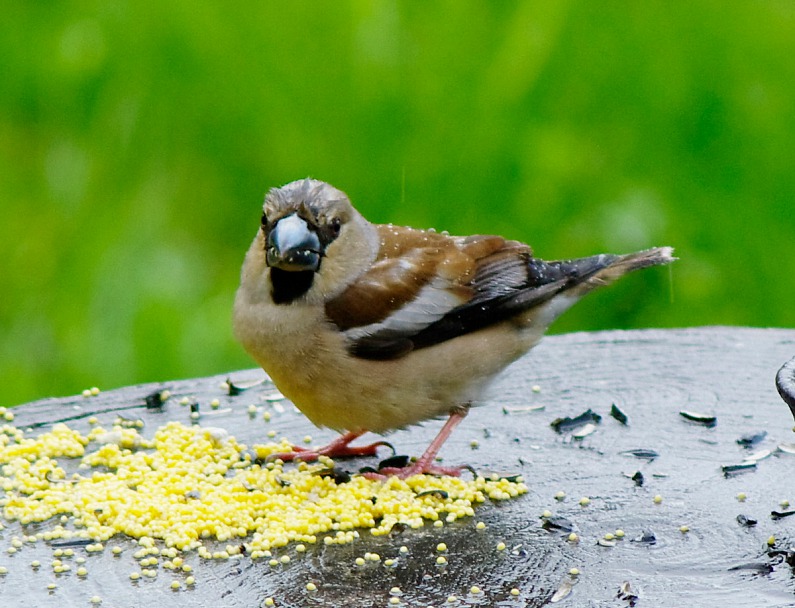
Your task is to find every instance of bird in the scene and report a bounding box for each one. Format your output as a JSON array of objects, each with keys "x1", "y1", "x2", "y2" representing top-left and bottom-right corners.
[{"x1": 233, "y1": 178, "x2": 675, "y2": 478}]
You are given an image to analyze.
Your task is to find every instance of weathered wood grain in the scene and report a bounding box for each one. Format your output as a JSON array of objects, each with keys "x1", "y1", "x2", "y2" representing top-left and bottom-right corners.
[{"x1": 1, "y1": 327, "x2": 795, "y2": 607}]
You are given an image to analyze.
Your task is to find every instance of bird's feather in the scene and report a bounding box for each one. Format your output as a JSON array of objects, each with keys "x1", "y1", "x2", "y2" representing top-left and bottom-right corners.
[{"x1": 324, "y1": 224, "x2": 636, "y2": 360}]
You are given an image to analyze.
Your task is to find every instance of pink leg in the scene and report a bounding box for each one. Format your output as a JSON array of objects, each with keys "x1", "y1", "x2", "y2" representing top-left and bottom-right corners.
[
  {"x1": 269, "y1": 430, "x2": 392, "y2": 463},
  {"x1": 366, "y1": 409, "x2": 468, "y2": 479}
]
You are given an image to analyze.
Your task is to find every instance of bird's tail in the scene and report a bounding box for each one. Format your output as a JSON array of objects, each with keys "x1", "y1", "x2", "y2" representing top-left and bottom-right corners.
[
  {"x1": 515, "y1": 246, "x2": 676, "y2": 331},
  {"x1": 588, "y1": 246, "x2": 676, "y2": 285}
]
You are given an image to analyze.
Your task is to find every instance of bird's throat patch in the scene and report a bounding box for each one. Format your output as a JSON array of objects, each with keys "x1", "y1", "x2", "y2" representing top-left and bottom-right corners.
[{"x1": 270, "y1": 268, "x2": 315, "y2": 304}]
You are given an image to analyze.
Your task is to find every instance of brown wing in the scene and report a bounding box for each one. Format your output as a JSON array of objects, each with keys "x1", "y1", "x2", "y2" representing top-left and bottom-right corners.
[{"x1": 325, "y1": 224, "x2": 619, "y2": 360}]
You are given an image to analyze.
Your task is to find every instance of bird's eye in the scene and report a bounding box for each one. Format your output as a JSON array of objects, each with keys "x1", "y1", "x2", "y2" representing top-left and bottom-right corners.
[
  {"x1": 330, "y1": 217, "x2": 341, "y2": 235},
  {"x1": 260, "y1": 212, "x2": 268, "y2": 228}
]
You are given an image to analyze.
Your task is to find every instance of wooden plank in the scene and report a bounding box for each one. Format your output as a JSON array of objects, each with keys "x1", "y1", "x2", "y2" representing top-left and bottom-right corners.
[{"x1": 1, "y1": 327, "x2": 794, "y2": 607}]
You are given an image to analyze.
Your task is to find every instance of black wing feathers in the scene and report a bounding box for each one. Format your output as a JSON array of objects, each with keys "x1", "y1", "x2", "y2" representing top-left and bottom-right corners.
[{"x1": 348, "y1": 251, "x2": 619, "y2": 360}]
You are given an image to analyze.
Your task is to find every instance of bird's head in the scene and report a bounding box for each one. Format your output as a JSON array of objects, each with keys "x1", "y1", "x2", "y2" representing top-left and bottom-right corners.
[{"x1": 257, "y1": 179, "x2": 378, "y2": 302}]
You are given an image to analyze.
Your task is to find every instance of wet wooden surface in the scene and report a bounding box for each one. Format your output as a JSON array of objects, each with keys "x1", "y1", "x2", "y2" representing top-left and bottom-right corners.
[{"x1": 2, "y1": 327, "x2": 795, "y2": 607}]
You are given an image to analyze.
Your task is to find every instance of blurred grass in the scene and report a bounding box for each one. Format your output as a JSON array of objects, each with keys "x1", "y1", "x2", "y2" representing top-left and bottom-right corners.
[{"x1": 2, "y1": 1, "x2": 795, "y2": 406}]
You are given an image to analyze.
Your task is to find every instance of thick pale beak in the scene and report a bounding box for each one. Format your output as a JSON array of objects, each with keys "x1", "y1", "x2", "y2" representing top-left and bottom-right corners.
[{"x1": 266, "y1": 213, "x2": 321, "y2": 272}]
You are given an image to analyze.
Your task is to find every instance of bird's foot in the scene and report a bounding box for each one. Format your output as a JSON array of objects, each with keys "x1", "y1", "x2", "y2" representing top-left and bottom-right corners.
[
  {"x1": 362, "y1": 461, "x2": 465, "y2": 480},
  {"x1": 267, "y1": 431, "x2": 393, "y2": 463}
]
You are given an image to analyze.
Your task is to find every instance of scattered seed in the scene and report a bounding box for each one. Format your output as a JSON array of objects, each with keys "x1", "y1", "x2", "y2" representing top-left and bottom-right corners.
[
  {"x1": 610, "y1": 404, "x2": 628, "y2": 425},
  {"x1": 722, "y1": 463, "x2": 757, "y2": 477},
  {"x1": 550, "y1": 580, "x2": 573, "y2": 603},
  {"x1": 679, "y1": 410, "x2": 717, "y2": 427}
]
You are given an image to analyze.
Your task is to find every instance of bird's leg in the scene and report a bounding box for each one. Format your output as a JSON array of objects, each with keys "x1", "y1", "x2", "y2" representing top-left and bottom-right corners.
[
  {"x1": 368, "y1": 407, "x2": 469, "y2": 479},
  {"x1": 268, "y1": 430, "x2": 393, "y2": 463}
]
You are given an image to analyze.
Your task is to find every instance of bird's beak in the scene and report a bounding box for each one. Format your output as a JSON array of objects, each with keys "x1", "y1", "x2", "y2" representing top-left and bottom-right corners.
[{"x1": 266, "y1": 213, "x2": 322, "y2": 272}]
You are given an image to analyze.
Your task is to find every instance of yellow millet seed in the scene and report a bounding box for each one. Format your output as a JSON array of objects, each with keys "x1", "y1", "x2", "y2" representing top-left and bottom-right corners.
[
  {"x1": 90, "y1": 596, "x2": 102, "y2": 604},
  {"x1": 737, "y1": 492, "x2": 747, "y2": 502},
  {"x1": 389, "y1": 598, "x2": 401, "y2": 605},
  {"x1": 436, "y1": 543, "x2": 447, "y2": 552},
  {"x1": 510, "y1": 588, "x2": 520, "y2": 596},
  {"x1": 170, "y1": 581, "x2": 181, "y2": 590},
  {"x1": 185, "y1": 575, "x2": 195, "y2": 585},
  {"x1": 615, "y1": 529, "x2": 625, "y2": 538},
  {"x1": 569, "y1": 567, "x2": 580, "y2": 576},
  {"x1": 579, "y1": 497, "x2": 591, "y2": 506},
  {"x1": 306, "y1": 582, "x2": 317, "y2": 591},
  {"x1": 653, "y1": 494, "x2": 663, "y2": 504},
  {"x1": 496, "y1": 542, "x2": 506, "y2": 551},
  {"x1": 679, "y1": 525, "x2": 690, "y2": 533},
  {"x1": 0, "y1": 420, "x2": 527, "y2": 560},
  {"x1": 436, "y1": 556, "x2": 447, "y2": 565},
  {"x1": 263, "y1": 599, "x2": 275, "y2": 607}
]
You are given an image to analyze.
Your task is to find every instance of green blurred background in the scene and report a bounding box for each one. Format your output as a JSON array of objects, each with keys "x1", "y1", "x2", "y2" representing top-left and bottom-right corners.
[{"x1": 2, "y1": 1, "x2": 794, "y2": 407}]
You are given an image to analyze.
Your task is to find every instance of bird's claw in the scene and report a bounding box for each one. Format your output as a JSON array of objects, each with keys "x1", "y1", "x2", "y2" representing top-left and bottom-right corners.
[{"x1": 266, "y1": 439, "x2": 394, "y2": 463}]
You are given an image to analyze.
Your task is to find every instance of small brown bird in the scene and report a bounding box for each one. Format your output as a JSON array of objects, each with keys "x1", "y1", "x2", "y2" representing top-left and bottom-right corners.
[{"x1": 234, "y1": 179, "x2": 674, "y2": 477}]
